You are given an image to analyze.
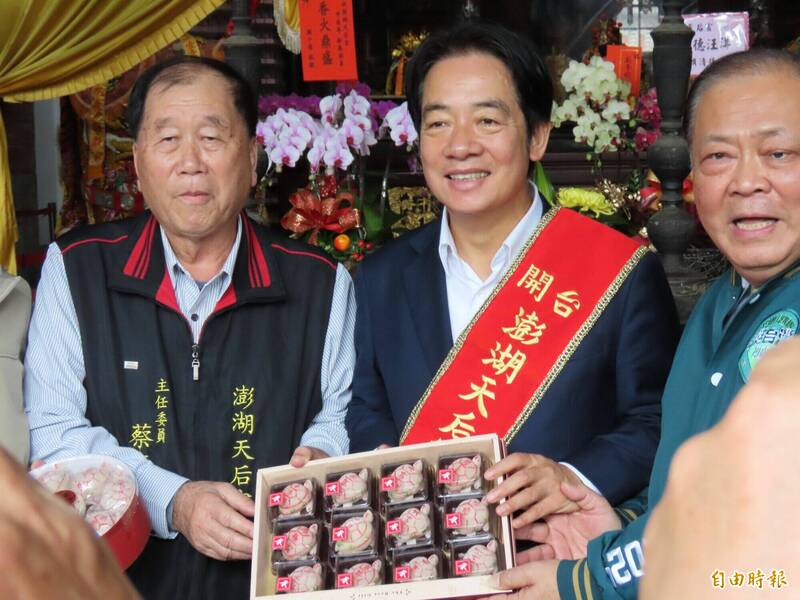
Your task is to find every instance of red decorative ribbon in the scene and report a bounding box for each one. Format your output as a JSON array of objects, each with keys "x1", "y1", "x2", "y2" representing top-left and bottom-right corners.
[
  {"x1": 640, "y1": 170, "x2": 694, "y2": 210},
  {"x1": 281, "y1": 188, "x2": 361, "y2": 244}
]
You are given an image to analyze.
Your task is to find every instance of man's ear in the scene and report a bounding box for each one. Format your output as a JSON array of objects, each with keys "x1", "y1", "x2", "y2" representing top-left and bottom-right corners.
[
  {"x1": 528, "y1": 122, "x2": 552, "y2": 162},
  {"x1": 250, "y1": 137, "x2": 258, "y2": 187},
  {"x1": 132, "y1": 141, "x2": 140, "y2": 179}
]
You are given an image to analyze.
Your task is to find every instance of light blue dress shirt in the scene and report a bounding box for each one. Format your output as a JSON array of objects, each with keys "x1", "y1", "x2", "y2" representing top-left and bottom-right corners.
[{"x1": 24, "y1": 217, "x2": 355, "y2": 538}]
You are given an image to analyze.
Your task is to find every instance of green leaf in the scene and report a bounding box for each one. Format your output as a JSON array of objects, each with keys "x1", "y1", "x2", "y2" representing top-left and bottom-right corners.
[
  {"x1": 362, "y1": 201, "x2": 387, "y2": 240},
  {"x1": 533, "y1": 161, "x2": 555, "y2": 204}
]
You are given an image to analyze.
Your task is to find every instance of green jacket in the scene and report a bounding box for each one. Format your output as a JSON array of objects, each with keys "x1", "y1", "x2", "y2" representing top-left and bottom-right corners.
[{"x1": 558, "y1": 264, "x2": 800, "y2": 599}]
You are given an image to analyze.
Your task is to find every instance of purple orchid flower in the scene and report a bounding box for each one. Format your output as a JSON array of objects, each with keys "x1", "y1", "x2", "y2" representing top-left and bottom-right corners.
[
  {"x1": 344, "y1": 90, "x2": 371, "y2": 119},
  {"x1": 382, "y1": 102, "x2": 418, "y2": 147},
  {"x1": 320, "y1": 95, "x2": 343, "y2": 126}
]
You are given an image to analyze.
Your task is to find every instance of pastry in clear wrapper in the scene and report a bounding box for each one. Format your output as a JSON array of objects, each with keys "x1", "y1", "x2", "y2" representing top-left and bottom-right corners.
[
  {"x1": 332, "y1": 510, "x2": 376, "y2": 555},
  {"x1": 275, "y1": 523, "x2": 319, "y2": 562},
  {"x1": 382, "y1": 460, "x2": 425, "y2": 502},
  {"x1": 325, "y1": 468, "x2": 370, "y2": 508},
  {"x1": 36, "y1": 466, "x2": 72, "y2": 492},
  {"x1": 439, "y1": 454, "x2": 482, "y2": 494},
  {"x1": 445, "y1": 496, "x2": 490, "y2": 537},
  {"x1": 453, "y1": 539, "x2": 498, "y2": 576},
  {"x1": 395, "y1": 554, "x2": 440, "y2": 582},
  {"x1": 276, "y1": 563, "x2": 323, "y2": 594},
  {"x1": 336, "y1": 558, "x2": 383, "y2": 588},
  {"x1": 386, "y1": 503, "x2": 433, "y2": 547},
  {"x1": 32, "y1": 458, "x2": 136, "y2": 535},
  {"x1": 85, "y1": 508, "x2": 116, "y2": 535},
  {"x1": 408, "y1": 555, "x2": 439, "y2": 582},
  {"x1": 269, "y1": 480, "x2": 315, "y2": 519},
  {"x1": 74, "y1": 466, "x2": 111, "y2": 506},
  {"x1": 29, "y1": 455, "x2": 149, "y2": 569}
]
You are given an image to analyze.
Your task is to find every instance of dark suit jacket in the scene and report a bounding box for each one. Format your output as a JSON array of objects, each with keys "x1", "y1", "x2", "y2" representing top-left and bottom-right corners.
[{"x1": 345, "y1": 214, "x2": 680, "y2": 504}]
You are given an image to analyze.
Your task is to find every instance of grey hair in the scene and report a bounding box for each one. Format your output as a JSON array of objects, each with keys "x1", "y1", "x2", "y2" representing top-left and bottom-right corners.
[{"x1": 683, "y1": 48, "x2": 800, "y2": 144}]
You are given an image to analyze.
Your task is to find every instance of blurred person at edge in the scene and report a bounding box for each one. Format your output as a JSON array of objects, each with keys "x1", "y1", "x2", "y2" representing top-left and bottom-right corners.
[
  {"x1": 0, "y1": 269, "x2": 31, "y2": 465},
  {"x1": 0, "y1": 447, "x2": 140, "y2": 600},
  {"x1": 642, "y1": 337, "x2": 800, "y2": 599}
]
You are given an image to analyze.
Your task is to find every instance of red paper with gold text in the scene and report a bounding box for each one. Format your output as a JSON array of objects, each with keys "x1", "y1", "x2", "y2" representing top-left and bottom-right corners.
[
  {"x1": 299, "y1": 0, "x2": 358, "y2": 81},
  {"x1": 606, "y1": 45, "x2": 643, "y2": 97}
]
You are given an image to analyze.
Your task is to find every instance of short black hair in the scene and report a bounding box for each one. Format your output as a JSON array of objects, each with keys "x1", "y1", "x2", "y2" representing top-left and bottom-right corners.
[
  {"x1": 404, "y1": 21, "x2": 553, "y2": 139},
  {"x1": 684, "y1": 48, "x2": 800, "y2": 143},
  {"x1": 126, "y1": 56, "x2": 258, "y2": 139}
]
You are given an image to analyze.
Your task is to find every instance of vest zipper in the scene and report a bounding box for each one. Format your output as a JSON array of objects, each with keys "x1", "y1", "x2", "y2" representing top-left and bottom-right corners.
[
  {"x1": 191, "y1": 344, "x2": 200, "y2": 381},
  {"x1": 191, "y1": 303, "x2": 235, "y2": 383}
]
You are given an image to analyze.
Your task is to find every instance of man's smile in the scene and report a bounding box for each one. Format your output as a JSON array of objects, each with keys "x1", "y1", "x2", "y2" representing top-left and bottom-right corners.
[{"x1": 446, "y1": 170, "x2": 490, "y2": 181}]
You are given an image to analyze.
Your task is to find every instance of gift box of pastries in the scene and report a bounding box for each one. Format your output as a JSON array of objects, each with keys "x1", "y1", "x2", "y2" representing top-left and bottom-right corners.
[{"x1": 250, "y1": 434, "x2": 514, "y2": 599}]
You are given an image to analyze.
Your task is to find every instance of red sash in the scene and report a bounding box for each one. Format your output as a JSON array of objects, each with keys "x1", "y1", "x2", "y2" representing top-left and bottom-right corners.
[{"x1": 400, "y1": 208, "x2": 648, "y2": 445}]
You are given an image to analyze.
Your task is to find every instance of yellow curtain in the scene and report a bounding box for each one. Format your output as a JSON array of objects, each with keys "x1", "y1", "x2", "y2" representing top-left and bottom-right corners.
[{"x1": 0, "y1": 0, "x2": 225, "y2": 274}]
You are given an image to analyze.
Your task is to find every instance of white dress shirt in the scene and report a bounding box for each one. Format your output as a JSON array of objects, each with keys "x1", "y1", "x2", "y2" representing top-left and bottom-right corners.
[{"x1": 439, "y1": 192, "x2": 543, "y2": 342}]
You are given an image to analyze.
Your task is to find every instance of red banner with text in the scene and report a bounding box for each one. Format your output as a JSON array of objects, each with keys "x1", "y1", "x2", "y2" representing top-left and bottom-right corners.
[
  {"x1": 299, "y1": 0, "x2": 358, "y2": 81},
  {"x1": 606, "y1": 45, "x2": 642, "y2": 97}
]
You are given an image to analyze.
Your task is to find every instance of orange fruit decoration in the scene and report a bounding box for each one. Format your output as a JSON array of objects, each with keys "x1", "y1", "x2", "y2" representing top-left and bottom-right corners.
[{"x1": 333, "y1": 234, "x2": 351, "y2": 252}]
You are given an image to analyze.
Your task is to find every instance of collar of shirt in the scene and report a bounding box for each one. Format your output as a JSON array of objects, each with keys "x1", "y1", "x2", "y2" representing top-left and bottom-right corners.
[
  {"x1": 438, "y1": 185, "x2": 543, "y2": 284},
  {"x1": 160, "y1": 217, "x2": 242, "y2": 329},
  {"x1": 732, "y1": 256, "x2": 800, "y2": 293},
  {"x1": 161, "y1": 217, "x2": 242, "y2": 291},
  {"x1": 438, "y1": 185, "x2": 543, "y2": 341}
]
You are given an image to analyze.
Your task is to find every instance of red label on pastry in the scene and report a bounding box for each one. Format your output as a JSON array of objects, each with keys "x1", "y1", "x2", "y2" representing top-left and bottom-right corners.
[
  {"x1": 271, "y1": 535, "x2": 287, "y2": 550},
  {"x1": 438, "y1": 469, "x2": 454, "y2": 484},
  {"x1": 445, "y1": 512, "x2": 463, "y2": 528},
  {"x1": 386, "y1": 520, "x2": 402, "y2": 536},
  {"x1": 455, "y1": 559, "x2": 472, "y2": 575}
]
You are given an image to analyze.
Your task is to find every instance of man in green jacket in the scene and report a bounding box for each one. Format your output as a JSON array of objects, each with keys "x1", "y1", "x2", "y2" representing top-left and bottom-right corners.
[{"x1": 488, "y1": 48, "x2": 800, "y2": 600}]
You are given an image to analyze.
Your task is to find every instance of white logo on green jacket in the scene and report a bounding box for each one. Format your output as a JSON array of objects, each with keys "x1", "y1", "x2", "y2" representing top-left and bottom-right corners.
[{"x1": 739, "y1": 309, "x2": 799, "y2": 382}]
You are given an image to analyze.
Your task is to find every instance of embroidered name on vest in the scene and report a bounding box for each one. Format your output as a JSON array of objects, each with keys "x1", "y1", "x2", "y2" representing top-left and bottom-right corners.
[
  {"x1": 129, "y1": 377, "x2": 171, "y2": 454},
  {"x1": 231, "y1": 384, "x2": 257, "y2": 497}
]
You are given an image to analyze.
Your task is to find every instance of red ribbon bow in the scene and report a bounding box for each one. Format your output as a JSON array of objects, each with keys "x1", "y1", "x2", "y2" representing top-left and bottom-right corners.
[{"x1": 281, "y1": 188, "x2": 361, "y2": 244}]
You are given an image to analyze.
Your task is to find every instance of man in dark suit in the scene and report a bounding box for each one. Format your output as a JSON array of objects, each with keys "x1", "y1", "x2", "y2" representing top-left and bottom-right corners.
[{"x1": 346, "y1": 22, "x2": 679, "y2": 528}]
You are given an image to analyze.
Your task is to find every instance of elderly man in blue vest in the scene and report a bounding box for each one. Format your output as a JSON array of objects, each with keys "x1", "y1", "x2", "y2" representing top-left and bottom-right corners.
[{"x1": 24, "y1": 56, "x2": 355, "y2": 599}]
